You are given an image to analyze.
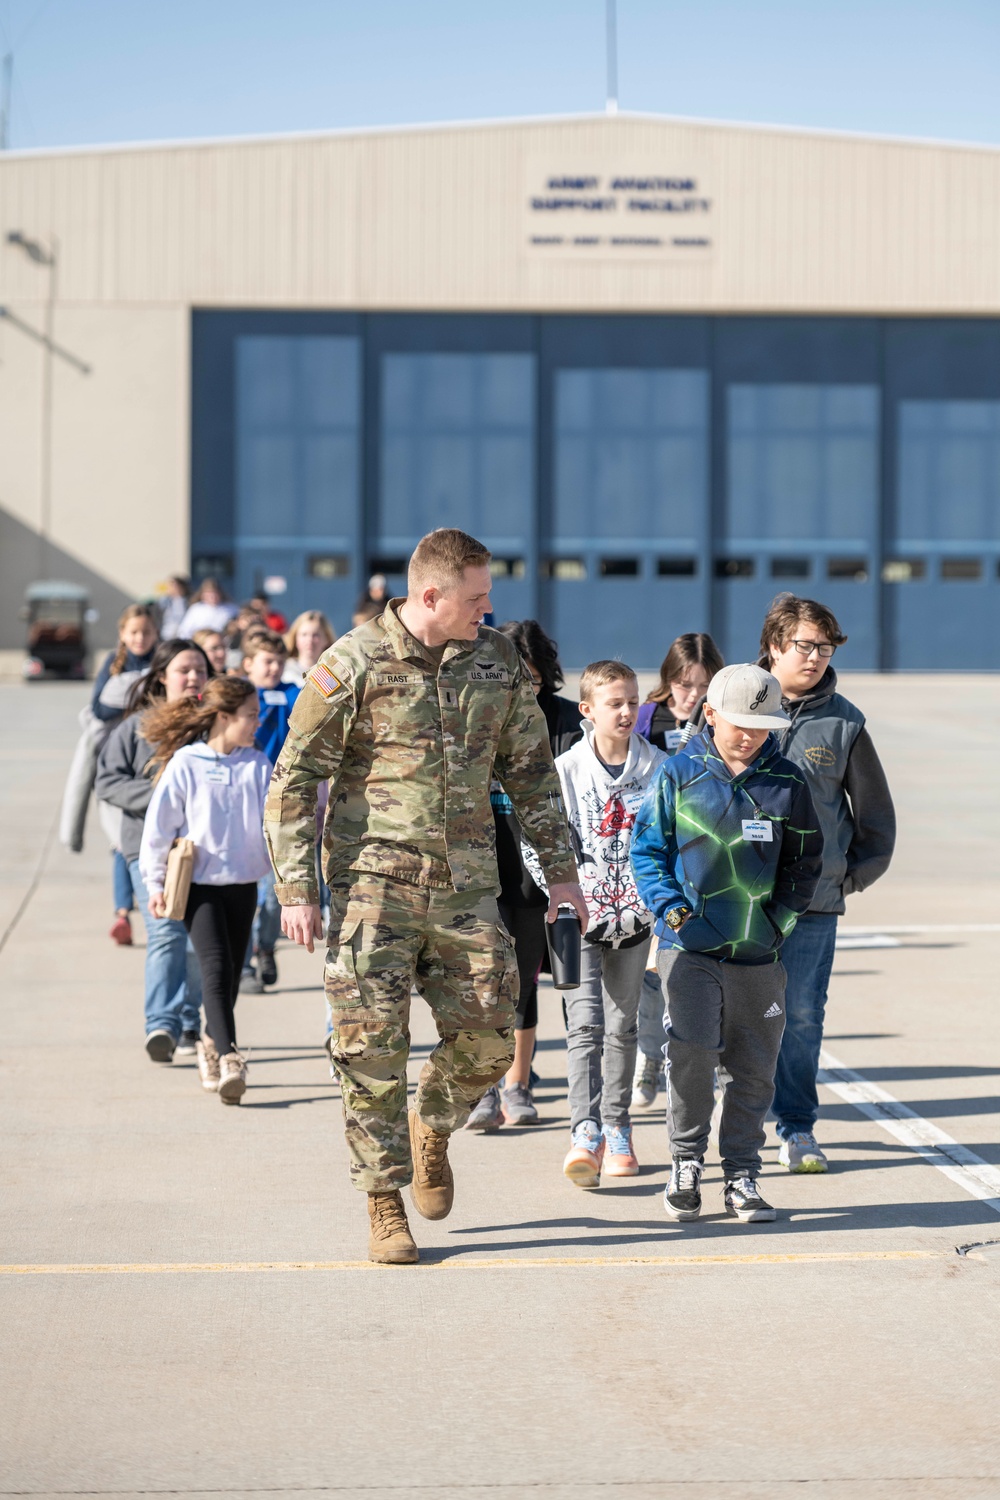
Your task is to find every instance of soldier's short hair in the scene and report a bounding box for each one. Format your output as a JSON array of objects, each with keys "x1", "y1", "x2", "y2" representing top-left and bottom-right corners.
[
  {"x1": 408, "y1": 529, "x2": 492, "y2": 594},
  {"x1": 579, "y1": 660, "x2": 638, "y2": 704}
]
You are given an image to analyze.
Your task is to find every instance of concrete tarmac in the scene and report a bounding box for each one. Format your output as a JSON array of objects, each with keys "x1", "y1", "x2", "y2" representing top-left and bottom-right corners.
[{"x1": 1, "y1": 677, "x2": 999, "y2": 1499}]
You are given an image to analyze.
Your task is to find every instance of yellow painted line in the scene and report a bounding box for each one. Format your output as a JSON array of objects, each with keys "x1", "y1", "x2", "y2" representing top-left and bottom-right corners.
[{"x1": 0, "y1": 1250, "x2": 939, "y2": 1275}]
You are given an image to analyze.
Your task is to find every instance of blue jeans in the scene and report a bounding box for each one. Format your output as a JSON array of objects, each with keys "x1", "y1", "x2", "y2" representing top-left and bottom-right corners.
[
  {"x1": 637, "y1": 967, "x2": 667, "y2": 1064},
  {"x1": 245, "y1": 869, "x2": 281, "y2": 968},
  {"x1": 128, "y1": 859, "x2": 202, "y2": 1038},
  {"x1": 113, "y1": 849, "x2": 133, "y2": 912},
  {"x1": 772, "y1": 911, "x2": 838, "y2": 1138}
]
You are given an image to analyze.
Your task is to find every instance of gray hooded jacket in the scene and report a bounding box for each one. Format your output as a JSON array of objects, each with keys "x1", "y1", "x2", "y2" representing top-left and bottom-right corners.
[{"x1": 770, "y1": 665, "x2": 895, "y2": 914}]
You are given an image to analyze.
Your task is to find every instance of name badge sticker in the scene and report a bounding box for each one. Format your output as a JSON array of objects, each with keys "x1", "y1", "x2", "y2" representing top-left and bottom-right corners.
[
  {"x1": 262, "y1": 689, "x2": 287, "y2": 706},
  {"x1": 204, "y1": 761, "x2": 231, "y2": 786},
  {"x1": 664, "y1": 729, "x2": 685, "y2": 751},
  {"x1": 742, "y1": 819, "x2": 773, "y2": 843}
]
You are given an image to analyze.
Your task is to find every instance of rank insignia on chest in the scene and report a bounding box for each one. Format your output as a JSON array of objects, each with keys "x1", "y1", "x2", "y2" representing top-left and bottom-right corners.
[
  {"x1": 308, "y1": 662, "x2": 344, "y2": 698},
  {"x1": 442, "y1": 687, "x2": 459, "y2": 708}
]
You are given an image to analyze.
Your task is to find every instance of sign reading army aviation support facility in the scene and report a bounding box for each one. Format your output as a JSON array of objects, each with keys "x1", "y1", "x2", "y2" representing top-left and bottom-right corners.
[{"x1": 524, "y1": 161, "x2": 713, "y2": 259}]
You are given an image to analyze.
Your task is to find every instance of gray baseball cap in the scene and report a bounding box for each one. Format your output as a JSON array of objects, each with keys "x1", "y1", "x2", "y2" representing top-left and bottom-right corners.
[{"x1": 706, "y1": 663, "x2": 790, "y2": 731}]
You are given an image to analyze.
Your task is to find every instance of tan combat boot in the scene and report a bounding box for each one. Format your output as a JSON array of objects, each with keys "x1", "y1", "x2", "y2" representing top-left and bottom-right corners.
[
  {"x1": 367, "y1": 1191, "x2": 419, "y2": 1265},
  {"x1": 408, "y1": 1108, "x2": 455, "y2": 1220}
]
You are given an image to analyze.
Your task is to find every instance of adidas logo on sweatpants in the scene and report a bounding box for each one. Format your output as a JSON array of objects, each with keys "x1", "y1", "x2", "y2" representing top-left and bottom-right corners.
[{"x1": 762, "y1": 1001, "x2": 783, "y2": 1019}]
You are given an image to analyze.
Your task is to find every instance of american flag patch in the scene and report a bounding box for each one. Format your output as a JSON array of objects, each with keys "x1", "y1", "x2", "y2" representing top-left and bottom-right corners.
[{"x1": 308, "y1": 663, "x2": 344, "y2": 698}]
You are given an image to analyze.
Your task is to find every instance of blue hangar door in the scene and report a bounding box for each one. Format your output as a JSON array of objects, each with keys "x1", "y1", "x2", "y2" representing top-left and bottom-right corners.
[
  {"x1": 191, "y1": 312, "x2": 365, "y2": 638},
  {"x1": 366, "y1": 316, "x2": 538, "y2": 626},
  {"x1": 712, "y1": 320, "x2": 882, "y2": 671},
  {"x1": 883, "y1": 321, "x2": 1000, "y2": 670},
  {"x1": 539, "y1": 317, "x2": 712, "y2": 671}
]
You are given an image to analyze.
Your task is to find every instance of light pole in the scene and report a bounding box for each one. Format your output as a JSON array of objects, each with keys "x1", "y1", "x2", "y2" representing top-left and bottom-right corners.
[
  {"x1": 7, "y1": 229, "x2": 58, "y2": 579},
  {"x1": 606, "y1": 0, "x2": 618, "y2": 115}
]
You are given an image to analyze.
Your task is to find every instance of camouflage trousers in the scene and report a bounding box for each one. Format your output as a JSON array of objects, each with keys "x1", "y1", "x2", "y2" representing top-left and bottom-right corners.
[{"x1": 325, "y1": 874, "x2": 518, "y2": 1192}]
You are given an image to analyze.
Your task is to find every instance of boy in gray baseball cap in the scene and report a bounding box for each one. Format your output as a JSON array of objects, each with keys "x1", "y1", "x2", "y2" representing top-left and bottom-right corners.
[{"x1": 630, "y1": 663, "x2": 823, "y2": 1223}]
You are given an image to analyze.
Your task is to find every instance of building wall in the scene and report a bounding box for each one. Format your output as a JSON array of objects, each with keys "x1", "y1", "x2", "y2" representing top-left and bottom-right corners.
[
  {"x1": 1, "y1": 114, "x2": 1000, "y2": 313},
  {"x1": 3, "y1": 113, "x2": 1000, "y2": 655},
  {"x1": 0, "y1": 305, "x2": 189, "y2": 646}
]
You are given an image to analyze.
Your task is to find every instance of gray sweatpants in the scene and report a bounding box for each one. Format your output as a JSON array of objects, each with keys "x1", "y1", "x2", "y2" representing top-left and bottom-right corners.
[
  {"x1": 657, "y1": 948, "x2": 786, "y2": 1179},
  {"x1": 565, "y1": 939, "x2": 650, "y2": 1132}
]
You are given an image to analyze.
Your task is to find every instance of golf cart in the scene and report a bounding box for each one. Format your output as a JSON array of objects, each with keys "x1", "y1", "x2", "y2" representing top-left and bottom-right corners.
[{"x1": 21, "y1": 581, "x2": 96, "y2": 679}]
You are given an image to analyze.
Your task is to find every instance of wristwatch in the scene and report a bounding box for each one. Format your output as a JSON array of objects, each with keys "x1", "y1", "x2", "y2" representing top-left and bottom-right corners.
[{"x1": 665, "y1": 905, "x2": 692, "y2": 931}]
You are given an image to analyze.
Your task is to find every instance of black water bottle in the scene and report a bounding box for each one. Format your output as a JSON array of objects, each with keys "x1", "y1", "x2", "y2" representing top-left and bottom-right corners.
[{"x1": 546, "y1": 906, "x2": 582, "y2": 990}]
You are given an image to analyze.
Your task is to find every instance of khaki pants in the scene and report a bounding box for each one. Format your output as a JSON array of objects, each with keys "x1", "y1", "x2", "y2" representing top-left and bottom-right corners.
[{"x1": 325, "y1": 874, "x2": 518, "y2": 1192}]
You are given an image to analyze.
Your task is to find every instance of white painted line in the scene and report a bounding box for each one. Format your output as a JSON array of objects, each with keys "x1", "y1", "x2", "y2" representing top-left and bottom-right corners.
[
  {"x1": 838, "y1": 924, "x2": 1000, "y2": 934},
  {"x1": 835, "y1": 934, "x2": 901, "y2": 950},
  {"x1": 818, "y1": 1048, "x2": 1000, "y2": 1217}
]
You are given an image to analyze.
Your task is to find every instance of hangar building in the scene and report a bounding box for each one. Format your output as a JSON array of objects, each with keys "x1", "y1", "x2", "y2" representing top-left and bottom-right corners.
[{"x1": 2, "y1": 111, "x2": 1000, "y2": 668}]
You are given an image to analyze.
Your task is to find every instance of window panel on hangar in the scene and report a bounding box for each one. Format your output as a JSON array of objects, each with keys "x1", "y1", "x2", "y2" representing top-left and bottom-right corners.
[
  {"x1": 553, "y1": 367, "x2": 708, "y2": 542},
  {"x1": 379, "y1": 352, "x2": 535, "y2": 542},
  {"x1": 235, "y1": 335, "x2": 361, "y2": 540},
  {"x1": 726, "y1": 382, "x2": 879, "y2": 542}
]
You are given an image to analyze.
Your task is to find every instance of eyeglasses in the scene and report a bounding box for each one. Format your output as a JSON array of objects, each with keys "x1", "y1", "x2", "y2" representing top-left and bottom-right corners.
[{"x1": 789, "y1": 639, "x2": 836, "y2": 659}]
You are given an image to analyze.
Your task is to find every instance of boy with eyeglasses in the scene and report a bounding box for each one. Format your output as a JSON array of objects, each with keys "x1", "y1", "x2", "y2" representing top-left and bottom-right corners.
[{"x1": 759, "y1": 595, "x2": 896, "y2": 1173}]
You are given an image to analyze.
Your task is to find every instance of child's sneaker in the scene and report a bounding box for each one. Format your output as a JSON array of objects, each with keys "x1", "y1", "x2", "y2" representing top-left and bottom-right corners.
[
  {"x1": 218, "y1": 1050, "x2": 248, "y2": 1105},
  {"x1": 196, "y1": 1035, "x2": 221, "y2": 1092},
  {"x1": 603, "y1": 1123, "x2": 639, "y2": 1177},
  {"x1": 778, "y1": 1132, "x2": 829, "y2": 1173},
  {"x1": 501, "y1": 1083, "x2": 539, "y2": 1126},
  {"x1": 664, "y1": 1158, "x2": 703, "y2": 1220},
  {"x1": 724, "y1": 1175, "x2": 776, "y2": 1223},
  {"x1": 109, "y1": 913, "x2": 133, "y2": 946},
  {"x1": 239, "y1": 964, "x2": 264, "y2": 995},
  {"x1": 465, "y1": 1086, "x2": 504, "y2": 1131},
  {"x1": 631, "y1": 1054, "x2": 663, "y2": 1109},
  {"x1": 563, "y1": 1121, "x2": 605, "y2": 1188}
]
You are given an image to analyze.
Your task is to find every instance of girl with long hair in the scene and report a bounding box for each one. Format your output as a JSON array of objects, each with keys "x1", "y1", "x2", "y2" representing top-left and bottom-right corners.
[
  {"x1": 139, "y1": 678, "x2": 272, "y2": 1104},
  {"x1": 635, "y1": 632, "x2": 724, "y2": 754},
  {"x1": 96, "y1": 639, "x2": 213, "y2": 1063},
  {"x1": 282, "y1": 610, "x2": 336, "y2": 686},
  {"x1": 466, "y1": 620, "x2": 583, "y2": 1133},
  {"x1": 91, "y1": 604, "x2": 160, "y2": 945}
]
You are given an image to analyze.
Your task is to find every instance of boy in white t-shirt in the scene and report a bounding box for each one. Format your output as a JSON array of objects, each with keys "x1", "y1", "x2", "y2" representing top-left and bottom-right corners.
[{"x1": 554, "y1": 661, "x2": 668, "y2": 1187}]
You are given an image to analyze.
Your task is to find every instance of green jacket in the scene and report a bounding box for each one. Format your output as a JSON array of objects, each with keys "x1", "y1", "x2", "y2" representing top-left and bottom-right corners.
[{"x1": 264, "y1": 600, "x2": 577, "y2": 904}]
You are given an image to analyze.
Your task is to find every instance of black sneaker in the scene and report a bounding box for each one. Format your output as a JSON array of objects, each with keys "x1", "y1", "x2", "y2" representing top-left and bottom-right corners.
[
  {"x1": 664, "y1": 1158, "x2": 703, "y2": 1220},
  {"x1": 175, "y1": 1029, "x2": 200, "y2": 1056},
  {"x1": 724, "y1": 1175, "x2": 776, "y2": 1223},
  {"x1": 145, "y1": 1028, "x2": 175, "y2": 1064},
  {"x1": 258, "y1": 949, "x2": 278, "y2": 987}
]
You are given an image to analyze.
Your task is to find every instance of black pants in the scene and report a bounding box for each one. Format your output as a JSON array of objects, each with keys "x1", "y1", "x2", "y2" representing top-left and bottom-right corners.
[
  {"x1": 184, "y1": 883, "x2": 257, "y2": 1055},
  {"x1": 498, "y1": 902, "x2": 547, "y2": 1031}
]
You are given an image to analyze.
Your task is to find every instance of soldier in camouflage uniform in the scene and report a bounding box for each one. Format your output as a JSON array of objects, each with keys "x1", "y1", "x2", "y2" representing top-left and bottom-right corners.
[{"x1": 264, "y1": 529, "x2": 585, "y2": 1264}]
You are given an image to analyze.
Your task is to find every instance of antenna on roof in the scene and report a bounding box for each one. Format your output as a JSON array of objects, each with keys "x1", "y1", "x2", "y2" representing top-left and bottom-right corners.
[
  {"x1": 0, "y1": 53, "x2": 12, "y2": 150},
  {"x1": 605, "y1": 0, "x2": 618, "y2": 115}
]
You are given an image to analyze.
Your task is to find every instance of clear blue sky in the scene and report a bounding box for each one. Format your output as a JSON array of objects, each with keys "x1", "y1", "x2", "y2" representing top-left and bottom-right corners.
[{"x1": 2, "y1": 0, "x2": 998, "y2": 153}]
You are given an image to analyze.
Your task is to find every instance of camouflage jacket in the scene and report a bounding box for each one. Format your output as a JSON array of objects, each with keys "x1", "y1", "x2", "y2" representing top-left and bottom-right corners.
[{"x1": 264, "y1": 600, "x2": 577, "y2": 903}]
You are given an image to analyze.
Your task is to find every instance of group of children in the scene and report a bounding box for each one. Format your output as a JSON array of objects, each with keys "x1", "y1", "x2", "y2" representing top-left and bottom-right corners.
[
  {"x1": 91, "y1": 600, "x2": 337, "y2": 1103},
  {"x1": 88, "y1": 585, "x2": 895, "y2": 1222},
  {"x1": 521, "y1": 596, "x2": 894, "y2": 1222}
]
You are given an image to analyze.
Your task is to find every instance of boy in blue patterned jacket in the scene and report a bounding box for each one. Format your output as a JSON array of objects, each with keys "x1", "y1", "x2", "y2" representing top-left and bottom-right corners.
[{"x1": 631, "y1": 663, "x2": 822, "y2": 1224}]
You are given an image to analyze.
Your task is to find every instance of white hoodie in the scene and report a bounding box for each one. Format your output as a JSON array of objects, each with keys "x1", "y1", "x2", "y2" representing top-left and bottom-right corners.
[
  {"x1": 139, "y1": 741, "x2": 273, "y2": 894},
  {"x1": 554, "y1": 723, "x2": 668, "y2": 948}
]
